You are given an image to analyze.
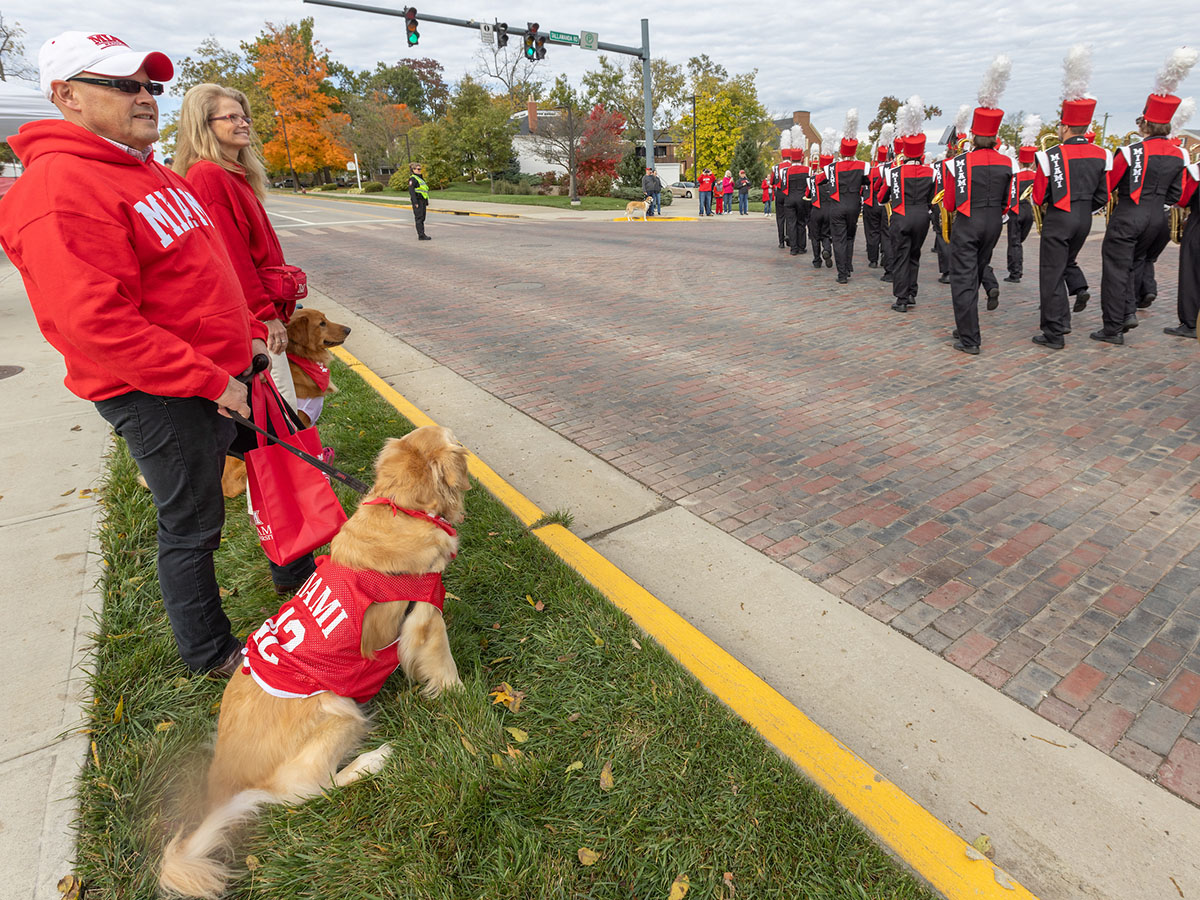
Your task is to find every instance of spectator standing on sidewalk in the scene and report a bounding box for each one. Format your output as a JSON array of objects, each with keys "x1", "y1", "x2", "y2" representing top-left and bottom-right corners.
[
  {"x1": 0, "y1": 31, "x2": 267, "y2": 675},
  {"x1": 641, "y1": 166, "x2": 662, "y2": 216},
  {"x1": 408, "y1": 162, "x2": 431, "y2": 240},
  {"x1": 697, "y1": 167, "x2": 715, "y2": 216},
  {"x1": 721, "y1": 170, "x2": 734, "y2": 214},
  {"x1": 762, "y1": 173, "x2": 772, "y2": 216},
  {"x1": 737, "y1": 169, "x2": 751, "y2": 215},
  {"x1": 173, "y1": 82, "x2": 318, "y2": 596}
]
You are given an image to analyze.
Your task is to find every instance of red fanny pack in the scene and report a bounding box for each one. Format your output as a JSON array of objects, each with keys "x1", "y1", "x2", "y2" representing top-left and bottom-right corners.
[{"x1": 258, "y1": 264, "x2": 309, "y2": 302}]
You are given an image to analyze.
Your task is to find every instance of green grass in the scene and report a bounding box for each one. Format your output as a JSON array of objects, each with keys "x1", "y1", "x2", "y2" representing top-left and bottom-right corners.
[
  {"x1": 280, "y1": 181, "x2": 667, "y2": 211},
  {"x1": 77, "y1": 359, "x2": 936, "y2": 900}
]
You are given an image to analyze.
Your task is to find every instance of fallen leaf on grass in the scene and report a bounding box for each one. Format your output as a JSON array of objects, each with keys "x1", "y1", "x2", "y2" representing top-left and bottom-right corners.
[
  {"x1": 505, "y1": 726, "x2": 528, "y2": 743},
  {"x1": 556, "y1": 653, "x2": 577, "y2": 663},
  {"x1": 668, "y1": 873, "x2": 690, "y2": 899},
  {"x1": 631, "y1": 638, "x2": 642, "y2": 650},
  {"x1": 577, "y1": 847, "x2": 600, "y2": 866},
  {"x1": 488, "y1": 682, "x2": 524, "y2": 713},
  {"x1": 723, "y1": 871, "x2": 735, "y2": 897},
  {"x1": 491, "y1": 753, "x2": 504, "y2": 768},
  {"x1": 490, "y1": 656, "x2": 513, "y2": 665},
  {"x1": 460, "y1": 736, "x2": 477, "y2": 755},
  {"x1": 585, "y1": 625, "x2": 604, "y2": 647},
  {"x1": 57, "y1": 875, "x2": 82, "y2": 899},
  {"x1": 155, "y1": 721, "x2": 174, "y2": 733},
  {"x1": 246, "y1": 855, "x2": 260, "y2": 871},
  {"x1": 567, "y1": 712, "x2": 581, "y2": 722},
  {"x1": 90, "y1": 741, "x2": 100, "y2": 768},
  {"x1": 565, "y1": 761, "x2": 583, "y2": 774},
  {"x1": 505, "y1": 743, "x2": 523, "y2": 759},
  {"x1": 599, "y1": 760, "x2": 614, "y2": 791},
  {"x1": 526, "y1": 594, "x2": 545, "y2": 612},
  {"x1": 112, "y1": 697, "x2": 124, "y2": 724}
]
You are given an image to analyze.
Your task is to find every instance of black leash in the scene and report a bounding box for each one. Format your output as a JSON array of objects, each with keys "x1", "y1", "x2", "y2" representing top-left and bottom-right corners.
[{"x1": 231, "y1": 354, "x2": 371, "y2": 495}]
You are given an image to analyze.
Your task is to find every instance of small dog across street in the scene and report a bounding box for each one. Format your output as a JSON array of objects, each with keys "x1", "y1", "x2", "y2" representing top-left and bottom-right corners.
[
  {"x1": 625, "y1": 195, "x2": 652, "y2": 222},
  {"x1": 158, "y1": 426, "x2": 471, "y2": 898}
]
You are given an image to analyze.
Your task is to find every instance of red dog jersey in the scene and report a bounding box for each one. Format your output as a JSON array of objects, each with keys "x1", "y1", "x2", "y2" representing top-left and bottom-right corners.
[{"x1": 242, "y1": 555, "x2": 446, "y2": 702}]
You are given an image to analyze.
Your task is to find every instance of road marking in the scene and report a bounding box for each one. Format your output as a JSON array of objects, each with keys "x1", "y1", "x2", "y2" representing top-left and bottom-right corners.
[
  {"x1": 331, "y1": 344, "x2": 1040, "y2": 900},
  {"x1": 267, "y1": 211, "x2": 316, "y2": 225},
  {"x1": 273, "y1": 218, "x2": 404, "y2": 230}
]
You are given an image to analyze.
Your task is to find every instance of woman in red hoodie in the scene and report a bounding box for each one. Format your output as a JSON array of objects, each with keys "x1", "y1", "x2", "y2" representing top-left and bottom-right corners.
[{"x1": 174, "y1": 83, "x2": 315, "y2": 594}]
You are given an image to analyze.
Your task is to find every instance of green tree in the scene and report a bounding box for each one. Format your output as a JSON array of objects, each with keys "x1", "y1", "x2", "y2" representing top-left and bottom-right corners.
[
  {"x1": 455, "y1": 100, "x2": 517, "y2": 190},
  {"x1": 730, "y1": 132, "x2": 765, "y2": 185},
  {"x1": 409, "y1": 121, "x2": 456, "y2": 188},
  {"x1": 581, "y1": 55, "x2": 685, "y2": 142},
  {"x1": 617, "y1": 148, "x2": 644, "y2": 187},
  {"x1": 867, "y1": 96, "x2": 942, "y2": 142},
  {"x1": 676, "y1": 69, "x2": 768, "y2": 176}
]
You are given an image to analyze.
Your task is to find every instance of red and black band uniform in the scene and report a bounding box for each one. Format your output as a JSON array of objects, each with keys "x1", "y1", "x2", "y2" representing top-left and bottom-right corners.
[
  {"x1": 770, "y1": 162, "x2": 789, "y2": 247},
  {"x1": 877, "y1": 160, "x2": 935, "y2": 306},
  {"x1": 942, "y1": 148, "x2": 1016, "y2": 349},
  {"x1": 1173, "y1": 163, "x2": 1200, "y2": 332},
  {"x1": 1098, "y1": 137, "x2": 1187, "y2": 336},
  {"x1": 782, "y1": 161, "x2": 810, "y2": 254},
  {"x1": 863, "y1": 161, "x2": 887, "y2": 268},
  {"x1": 818, "y1": 159, "x2": 870, "y2": 278},
  {"x1": 809, "y1": 171, "x2": 834, "y2": 267},
  {"x1": 1032, "y1": 137, "x2": 1111, "y2": 341},
  {"x1": 1006, "y1": 167, "x2": 1036, "y2": 279},
  {"x1": 931, "y1": 164, "x2": 950, "y2": 279}
]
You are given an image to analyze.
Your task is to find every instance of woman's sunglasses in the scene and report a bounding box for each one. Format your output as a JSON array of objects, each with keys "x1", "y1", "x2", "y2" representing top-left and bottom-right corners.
[{"x1": 67, "y1": 76, "x2": 164, "y2": 96}]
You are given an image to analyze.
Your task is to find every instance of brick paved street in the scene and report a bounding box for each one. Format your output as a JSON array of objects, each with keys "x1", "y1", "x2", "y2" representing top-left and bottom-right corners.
[{"x1": 280, "y1": 202, "x2": 1200, "y2": 805}]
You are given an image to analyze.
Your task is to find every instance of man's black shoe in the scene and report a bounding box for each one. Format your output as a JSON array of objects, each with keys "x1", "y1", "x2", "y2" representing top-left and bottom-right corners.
[
  {"x1": 868, "y1": 261, "x2": 879, "y2": 268},
  {"x1": 836, "y1": 274, "x2": 848, "y2": 284},
  {"x1": 1063, "y1": 327, "x2": 1072, "y2": 335},
  {"x1": 825, "y1": 257, "x2": 833, "y2": 268},
  {"x1": 938, "y1": 273, "x2": 951, "y2": 284},
  {"x1": 1136, "y1": 292, "x2": 1156, "y2": 309},
  {"x1": 891, "y1": 301, "x2": 910, "y2": 312},
  {"x1": 812, "y1": 260, "x2": 823, "y2": 268},
  {"x1": 822, "y1": 250, "x2": 832, "y2": 261},
  {"x1": 1072, "y1": 290, "x2": 1090, "y2": 312},
  {"x1": 1089, "y1": 330, "x2": 1124, "y2": 345},
  {"x1": 881, "y1": 273, "x2": 894, "y2": 282},
  {"x1": 797, "y1": 244, "x2": 807, "y2": 252},
  {"x1": 418, "y1": 234, "x2": 432, "y2": 240},
  {"x1": 986, "y1": 288, "x2": 1000, "y2": 311},
  {"x1": 790, "y1": 249, "x2": 801, "y2": 256},
  {"x1": 1032, "y1": 334, "x2": 1064, "y2": 349},
  {"x1": 951, "y1": 329, "x2": 960, "y2": 340},
  {"x1": 1123, "y1": 314, "x2": 1139, "y2": 332},
  {"x1": 1004, "y1": 275, "x2": 1020, "y2": 283},
  {"x1": 906, "y1": 297, "x2": 916, "y2": 307},
  {"x1": 1164, "y1": 325, "x2": 1198, "y2": 337},
  {"x1": 953, "y1": 341, "x2": 980, "y2": 355},
  {"x1": 778, "y1": 242, "x2": 786, "y2": 249}
]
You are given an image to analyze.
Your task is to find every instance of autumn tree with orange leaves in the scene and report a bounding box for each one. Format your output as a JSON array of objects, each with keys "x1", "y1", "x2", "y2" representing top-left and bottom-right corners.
[{"x1": 251, "y1": 18, "x2": 349, "y2": 176}]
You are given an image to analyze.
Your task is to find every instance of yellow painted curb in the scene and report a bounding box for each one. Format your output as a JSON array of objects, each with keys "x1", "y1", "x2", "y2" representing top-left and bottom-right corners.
[
  {"x1": 608, "y1": 216, "x2": 699, "y2": 222},
  {"x1": 333, "y1": 346, "x2": 1040, "y2": 900}
]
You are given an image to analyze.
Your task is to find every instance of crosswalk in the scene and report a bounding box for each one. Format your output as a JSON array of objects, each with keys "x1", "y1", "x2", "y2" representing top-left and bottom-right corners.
[{"x1": 276, "y1": 218, "x2": 509, "y2": 237}]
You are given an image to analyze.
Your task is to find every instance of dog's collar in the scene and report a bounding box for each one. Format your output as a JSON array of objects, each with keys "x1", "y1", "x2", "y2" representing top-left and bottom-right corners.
[{"x1": 362, "y1": 498, "x2": 458, "y2": 537}]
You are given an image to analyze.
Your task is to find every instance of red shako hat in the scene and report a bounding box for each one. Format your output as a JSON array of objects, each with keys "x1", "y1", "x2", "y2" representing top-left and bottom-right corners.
[
  {"x1": 1018, "y1": 145, "x2": 1036, "y2": 164},
  {"x1": 1061, "y1": 98, "x2": 1095, "y2": 127},
  {"x1": 840, "y1": 138, "x2": 858, "y2": 157},
  {"x1": 1143, "y1": 93, "x2": 1182, "y2": 124},
  {"x1": 971, "y1": 107, "x2": 1003, "y2": 137},
  {"x1": 902, "y1": 134, "x2": 926, "y2": 158},
  {"x1": 1144, "y1": 48, "x2": 1199, "y2": 124},
  {"x1": 971, "y1": 55, "x2": 1011, "y2": 138},
  {"x1": 875, "y1": 144, "x2": 888, "y2": 161},
  {"x1": 819, "y1": 153, "x2": 834, "y2": 167}
]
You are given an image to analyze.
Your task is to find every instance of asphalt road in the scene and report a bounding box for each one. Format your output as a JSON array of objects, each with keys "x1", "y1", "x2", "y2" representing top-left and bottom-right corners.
[{"x1": 269, "y1": 191, "x2": 1200, "y2": 805}]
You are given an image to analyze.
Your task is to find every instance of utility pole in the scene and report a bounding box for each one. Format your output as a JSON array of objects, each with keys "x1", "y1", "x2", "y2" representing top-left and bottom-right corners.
[
  {"x1": 687, "y1": 94, "x2": 697, "y2": 180},
  {"x1": 640, "y1": 19, "x2": 652, "y2": 173}
]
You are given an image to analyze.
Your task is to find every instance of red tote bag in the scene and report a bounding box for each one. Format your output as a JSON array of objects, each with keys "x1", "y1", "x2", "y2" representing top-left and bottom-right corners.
[{"x1": 244, "y1": 375, "x2": 347, "y2": 565}]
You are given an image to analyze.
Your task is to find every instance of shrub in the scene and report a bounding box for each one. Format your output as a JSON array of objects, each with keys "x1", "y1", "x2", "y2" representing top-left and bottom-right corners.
[
  {"x1": 362, "y1": 181, "x2": 384, "y2": 193},
  {"x1": 387, "y1": 171, "x2": 408, "y2": 191},
  {"x1": 318, "y1": 182, "x2": 338, "y2": 191},
  {"x1": 582, "y1": 174, "x2": 614, "y2": 196}
]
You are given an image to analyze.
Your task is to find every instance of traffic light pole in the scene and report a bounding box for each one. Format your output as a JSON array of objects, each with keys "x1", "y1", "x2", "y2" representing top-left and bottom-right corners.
[{"x1": 302, "y1": 0, "x2": 654, "y2": 176}]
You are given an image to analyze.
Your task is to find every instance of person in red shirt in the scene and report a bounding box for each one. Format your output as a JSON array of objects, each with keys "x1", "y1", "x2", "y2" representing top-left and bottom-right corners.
[
  {"x1": 696, "y1": 167, "x2": 716, "y2": 216},
  {"x1": 0, "y1": 31, "x2": 267, "y2": 674},
  {"x1": 174, "y1": 83, "x2": 317, "y2": 595},
  {"x1": 761, "y1": 174, "x2": 772, "y2": 216}
]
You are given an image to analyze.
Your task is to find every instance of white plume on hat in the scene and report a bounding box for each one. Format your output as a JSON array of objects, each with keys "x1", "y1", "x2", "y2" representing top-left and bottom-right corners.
[
  {"x1": 897, "y1": 95, "x2": 924, "y2": 138},
  {"x1": 1155, "y1": 47, "x2": 1199, "y2": 96},
  {"x1": 790, "y1": 124, "x2": 806, "y2": 148},
  {"x1": 843, "y1": 108, "x2": 858, "y2": 141},
  {"x1": 978, "y1": 55, "x2": 1012, "y2": 109},
  {"x1": 1061, "y1": 44, "x2": 1093, "y2": 102},
  {"x1": 1171, "y1": 97, "x2": 1196, "y2": 137},
  {"x1": 779, "y1": 129, "x2": 792, "y2": 151},
  {"x1": 877, "y1": 122, "x2": 895, "y2": 151},
  {"x1": 821, "y1": 127, "x2": 837, "y2": 156},
  {"x1": 809, "y1": 141, "x2": 820, "y2": 160},
  {"x1": 1020, "y1": 114, "x2": 1043, "y2": 147},
  {"x1": 954, "y1": 104, "x2": 971, "y2": 133}
]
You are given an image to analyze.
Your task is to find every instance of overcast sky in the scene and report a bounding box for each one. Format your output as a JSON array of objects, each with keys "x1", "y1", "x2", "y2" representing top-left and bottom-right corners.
[{"x1": 7, "y1": 0, "x2": 1197, "y2": 141}]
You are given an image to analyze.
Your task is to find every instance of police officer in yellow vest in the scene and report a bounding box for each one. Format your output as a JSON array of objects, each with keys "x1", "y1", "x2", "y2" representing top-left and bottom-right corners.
[{"x1": 407, "y1": 162, "x2": 431, "y2": 241}]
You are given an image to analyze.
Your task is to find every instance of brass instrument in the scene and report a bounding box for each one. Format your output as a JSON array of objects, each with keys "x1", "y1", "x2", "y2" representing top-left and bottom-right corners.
[
  {"x1": 1039, "y1": 133, "x2": 1058, "y2": 151},
  {"x1": 932, "y1": 189, "x2": 953, "y2": 241},
  {"x1": 1021, "y1": 184, "x2": 1047, "y2": 234},
  {"x1": 1171, "y1": 205, "x2": 1188, "y2": 244}
]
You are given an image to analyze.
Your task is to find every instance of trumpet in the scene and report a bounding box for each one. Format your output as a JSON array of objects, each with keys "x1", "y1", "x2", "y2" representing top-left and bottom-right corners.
[
  {"x1": 932, "y1": 189, "x2": 954, "y2": 241},
  {"x1": 1020, "y1": 184, "x2": 1047, "y2": 234},
  {"x1": 1171, "y1": 205, "x2": 1188, "y2": 244}
]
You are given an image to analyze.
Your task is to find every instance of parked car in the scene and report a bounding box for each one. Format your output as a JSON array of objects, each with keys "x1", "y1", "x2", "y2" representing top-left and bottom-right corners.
[{"x1": 668, "y1": 181, "x2": 696, "y2": 199}]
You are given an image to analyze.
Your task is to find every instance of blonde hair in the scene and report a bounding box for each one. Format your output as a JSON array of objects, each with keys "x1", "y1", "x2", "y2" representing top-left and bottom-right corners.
[{"x1": 173, "y1": 84, "x2": 269, "y2": 199}]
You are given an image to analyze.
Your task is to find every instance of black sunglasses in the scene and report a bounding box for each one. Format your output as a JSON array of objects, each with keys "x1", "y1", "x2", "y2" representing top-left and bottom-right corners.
[{"x1": 68, "y1": 76, "x2": 164, "y2": 96}]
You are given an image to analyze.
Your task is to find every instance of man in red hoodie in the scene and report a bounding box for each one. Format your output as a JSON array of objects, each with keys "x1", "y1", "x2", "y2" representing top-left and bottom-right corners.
[{"x1": 0, "y1": 32, "x2": 267, "y2": 675}]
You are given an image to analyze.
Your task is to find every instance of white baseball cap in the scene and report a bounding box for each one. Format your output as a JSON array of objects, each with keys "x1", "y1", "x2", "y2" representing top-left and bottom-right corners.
[{"x1": 39, "y1": 31, "x2": 173, "y2": 100}]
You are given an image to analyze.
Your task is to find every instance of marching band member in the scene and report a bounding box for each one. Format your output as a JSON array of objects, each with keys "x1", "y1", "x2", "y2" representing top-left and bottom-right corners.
[
  {"x1": 782, "y1": 132, "x2": 811, "y2": 256},
  {"x1": 944, "y1": 56, "x2": 1016, "y2": 355},
  {"x1": 1167, "y1": 103, "x2": 1199, "y2": 338},
  {"x1": 1005, "y1": 115, "x2": 1040, "y2": 283},
  {"x1": 1096, "y1": 47, "x2": 1197, "y2": 344},
  {"x1": 877, "y1": 98, "x2": 935, "y2": 312},
  {"x1": 808, "y1": 134, "x2": 835, "y2": 269},
  {"x1": 864, "y1": 124, "x2": 892, "y2": 271},
  {"x1": 772, "y1": 131, "x2": 791, "y2": 248},
  {"x1": 1031, "y1": 46, "x2": 1111, "y2": 349},
  {"x1": 822, "y1": 109, "x2": 871, "y2": 283}
]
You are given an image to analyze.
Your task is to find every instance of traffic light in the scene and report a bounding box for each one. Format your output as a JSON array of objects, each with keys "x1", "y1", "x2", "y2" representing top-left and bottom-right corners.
[
  {"x1": 535, "y1": 34, "x2": 547, "y2": 60},
  {"x1": 524, "y1": 23, "x2": 538, "y2": 60},
  {"x1": 496, "y1": 22, "x2": 508, "y2": 48},
  {"x1": 404, "y1": 7, "x2": 419, "y2": 46}
]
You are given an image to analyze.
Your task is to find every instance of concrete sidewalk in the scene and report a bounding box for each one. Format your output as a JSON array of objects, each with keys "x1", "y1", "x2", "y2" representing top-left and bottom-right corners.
[{"x1": 3, "y1": 257, "x2": 1198, "y2": 900}]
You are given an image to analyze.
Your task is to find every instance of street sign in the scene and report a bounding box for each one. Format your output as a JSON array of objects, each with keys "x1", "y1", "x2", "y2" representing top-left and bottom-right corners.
[
  {"x1": 480, "y1": 22, "x2": 495, "y2": 44},
  {"x1": 580, "y1": 30, "x2": 598, "y2": 51},
  {"x1": 549, "y1": 30, "x2": 579, "y2": 44}
]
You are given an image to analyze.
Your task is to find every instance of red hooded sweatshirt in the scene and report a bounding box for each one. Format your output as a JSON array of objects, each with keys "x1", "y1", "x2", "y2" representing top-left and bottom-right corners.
[
  {"x1": 184, "y1": 159, "x2": 293, "y2": 324},
  {"x1": 0, "y1": 121, "x2": 262, "y2": 403}
]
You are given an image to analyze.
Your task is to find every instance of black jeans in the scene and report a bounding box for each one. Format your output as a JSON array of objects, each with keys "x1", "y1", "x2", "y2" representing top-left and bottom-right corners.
[{"x1": 95, "y1": 391, "x2": 243, "y2": 671}]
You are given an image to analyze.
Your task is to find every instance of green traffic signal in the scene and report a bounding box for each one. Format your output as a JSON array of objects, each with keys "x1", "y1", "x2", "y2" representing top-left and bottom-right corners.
[{"x1": 405, "y1": 7, "x2": 419, "y2": 46}]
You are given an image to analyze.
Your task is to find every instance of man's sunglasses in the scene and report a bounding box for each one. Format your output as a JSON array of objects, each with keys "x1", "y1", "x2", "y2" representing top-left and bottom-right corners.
[{"x1": 67, "y1": 76, "x2": 164, "y2": 96}]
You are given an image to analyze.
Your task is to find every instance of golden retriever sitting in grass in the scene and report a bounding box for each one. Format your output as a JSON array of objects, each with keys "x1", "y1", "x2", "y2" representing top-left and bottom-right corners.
[{"x1": 159, "y1": 426, "x2": 470, "y2": 899}]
